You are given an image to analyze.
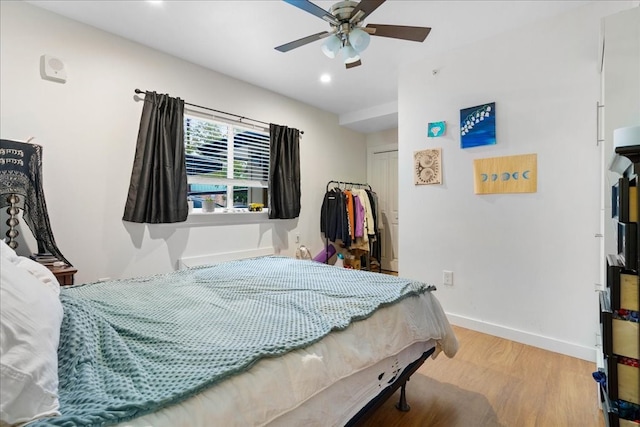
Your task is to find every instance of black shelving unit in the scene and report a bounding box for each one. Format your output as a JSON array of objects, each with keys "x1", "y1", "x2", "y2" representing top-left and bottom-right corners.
[{"x1": 597, "y1": 146, "x2": 640, "y2": 427}]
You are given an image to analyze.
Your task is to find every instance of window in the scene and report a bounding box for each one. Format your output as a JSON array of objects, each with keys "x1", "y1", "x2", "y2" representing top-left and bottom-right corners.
[{"x1": 184, "y1": 114, "x2": 269, "y2": 212}]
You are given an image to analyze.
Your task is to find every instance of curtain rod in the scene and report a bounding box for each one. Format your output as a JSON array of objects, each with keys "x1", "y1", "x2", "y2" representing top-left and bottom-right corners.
[{"x1": 134, "y1": 89, "x2": 304, "y2": 134}]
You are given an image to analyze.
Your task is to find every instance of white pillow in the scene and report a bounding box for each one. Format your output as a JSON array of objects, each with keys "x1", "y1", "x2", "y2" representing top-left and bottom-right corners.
[
  {"x1": 13, "y1": 257, "x2": 60, "y2": 296},
  {"x1": 0, "y1": 241, "x2": 60, "y2": 295},
  {"x1": 0, "y1": 240, "x2": 18, "y2": 262},
  {"x1": 0, "y1": 256, "x2": 63, "y2": 425}
]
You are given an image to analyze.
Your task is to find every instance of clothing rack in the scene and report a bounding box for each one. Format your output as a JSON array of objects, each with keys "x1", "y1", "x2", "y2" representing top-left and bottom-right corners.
[
  {"x1": 325, "y1": 180, "x2": 372, "y2": 192},
  {"x1": 323, "y1": 180, "x2": 380, "y2": 272},
  {"x1": 134, "y1": 89, "x2": 304, "y2": 134}
]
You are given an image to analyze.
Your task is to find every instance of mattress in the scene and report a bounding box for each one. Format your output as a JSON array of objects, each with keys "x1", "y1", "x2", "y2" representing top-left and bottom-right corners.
[{"x1": 117, "y1": 291, "x2": 457, "y2": 427}]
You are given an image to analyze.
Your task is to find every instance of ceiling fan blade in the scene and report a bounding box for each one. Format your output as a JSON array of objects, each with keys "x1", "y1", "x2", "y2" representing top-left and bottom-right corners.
[
  {"x1": 349, "y1": 0, "x2": 386, "y2": 23},
  {"x1": 283, "y1": 0, "x2": 339, "y2": 25},
  {"x1": 346, "y1": 60, "x2": 362, "y2": 69},
  {"x1": 366, "y1": 24, "x2": 432, "y2": 42},
  {"x1": 275, "y1": 31, "x2": 331, "y2": 52}
]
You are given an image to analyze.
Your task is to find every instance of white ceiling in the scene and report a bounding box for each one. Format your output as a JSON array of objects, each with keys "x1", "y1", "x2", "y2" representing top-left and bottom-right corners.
[{"x1": 27, "y1": 0, "x2": 591, "y2": 133}]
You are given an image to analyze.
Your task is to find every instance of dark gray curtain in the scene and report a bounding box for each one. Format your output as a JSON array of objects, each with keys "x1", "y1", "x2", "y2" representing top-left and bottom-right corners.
[
  {"x1": 123, "y1": 91, "x2": 188, "y2": 223},
  {"x1": 268, "y1": 124, "x2": 301, "y2": 219}
]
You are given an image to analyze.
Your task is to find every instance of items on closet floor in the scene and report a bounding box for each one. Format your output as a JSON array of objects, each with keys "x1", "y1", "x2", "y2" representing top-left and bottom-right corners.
[{"x1": 320, "y1": 180, "x2": 381, "y2": 271}]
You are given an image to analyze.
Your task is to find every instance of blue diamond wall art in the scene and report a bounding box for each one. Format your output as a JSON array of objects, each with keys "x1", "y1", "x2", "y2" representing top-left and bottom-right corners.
[
  {"x1": 460, "y1": 102, "x2": 495, "y2": 149},
  {"x1": 428, "y1": 121, "x2": 446, "y2": 138}
]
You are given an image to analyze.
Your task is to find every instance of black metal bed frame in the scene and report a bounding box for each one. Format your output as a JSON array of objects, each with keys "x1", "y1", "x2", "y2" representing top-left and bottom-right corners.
[{"x1": 345, "y1": 347, "x2": 436, "y2": 426}]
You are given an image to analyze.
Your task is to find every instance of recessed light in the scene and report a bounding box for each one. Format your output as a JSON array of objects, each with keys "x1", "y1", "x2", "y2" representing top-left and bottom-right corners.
[{"x1": 320, "y1": 74, "x2": 331, "y2": 84}]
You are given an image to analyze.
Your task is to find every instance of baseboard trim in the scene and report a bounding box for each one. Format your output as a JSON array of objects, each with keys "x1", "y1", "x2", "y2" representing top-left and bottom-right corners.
[{"x1": 446, "y1": 313, "x2": 596, "y2": 362}]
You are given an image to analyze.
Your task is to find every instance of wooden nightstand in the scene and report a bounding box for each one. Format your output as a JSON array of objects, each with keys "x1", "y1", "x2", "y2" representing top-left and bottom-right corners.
[{"x1": 48, "y1": 265, "x2": 78, "y2": 286}]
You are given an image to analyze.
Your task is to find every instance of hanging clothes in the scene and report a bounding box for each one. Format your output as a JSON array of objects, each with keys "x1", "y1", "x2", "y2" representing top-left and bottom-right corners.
[
  {"x1": 321, "y1": 181, "x2": 381, "y2": 267},
  {"x1": 344, "y1": 190, "x2": 355, "y2": 241},
  {"x1": 351, "y1": 189, "x2": 373, "y2": 237},
  {"x1": 365, "y1": 190, "x2": 379, "y2": 237},
  {"x1": 353, "y1": 194, "x2": 365, "y2": 238},
  {"x1": 320, "y1": 187, "x2": 351, "y2": 247},
  {"x1": 365, "y1": 189, "x2": 381, "y2": 261},
  {"x1": 348, "y1": 189, "x2": 368, "y2": 251},
  {"x1": 321, "y1": 181, "x2": 381, "y2": 271},
  {"x1": 320, "y1": 189, "x2": 339, "y2": 242},
  {"x1": 339, "y1": 190, "x2": 351, "y2": 247}
]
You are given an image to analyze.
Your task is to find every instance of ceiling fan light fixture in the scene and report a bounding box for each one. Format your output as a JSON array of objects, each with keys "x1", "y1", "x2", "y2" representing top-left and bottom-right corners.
[
  {"x1": 321, "y1": 35, "x2": 341, "y2": 59},
  {"x1": 276, "y1": 0, "x2": 433, "y2": 70},
  {"x1": 348, "y1": 27, "x2": 370, "y2": 53},
  {"x1": 341, "y1": 44, "x2": 360, "y2": 64}
]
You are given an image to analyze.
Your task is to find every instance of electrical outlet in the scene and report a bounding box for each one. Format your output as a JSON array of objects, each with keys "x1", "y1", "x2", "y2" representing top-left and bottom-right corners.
[
  {"x1": 443, "y1": 270, "x2": 453, "y2": 286},
  {"x1": 295, "y1": 233, "x2": 300, "y2": 243}
]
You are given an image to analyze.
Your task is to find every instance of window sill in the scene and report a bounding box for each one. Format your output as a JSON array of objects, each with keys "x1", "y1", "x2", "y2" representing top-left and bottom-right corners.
[{"x1": 182, "y1": 208, "x2": 272, "y2": 226}]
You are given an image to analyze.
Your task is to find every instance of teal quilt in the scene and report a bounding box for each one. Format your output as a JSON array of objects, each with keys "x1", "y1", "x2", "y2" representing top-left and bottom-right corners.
[{"x1": 32, "y1": 256, "x2": 433, "y2": 426}]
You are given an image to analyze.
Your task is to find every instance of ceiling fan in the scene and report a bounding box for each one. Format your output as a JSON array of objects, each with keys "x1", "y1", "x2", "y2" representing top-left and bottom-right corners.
[{"x1": 275, "y1": 0, "x2": 431, "y2": 69}]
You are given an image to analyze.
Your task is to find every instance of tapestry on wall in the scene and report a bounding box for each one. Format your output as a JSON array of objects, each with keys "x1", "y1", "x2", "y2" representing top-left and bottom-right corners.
[
  {"x1": 427, "y1": 121, "x2": 446, "y2": 138},
  {"x1": 414, "y1": 148, "x2": 442, "y2": 185},
  {"x1": 473, "y1": 153, "x2": 537, "y2": 194},
  {"x1": 460, "y1": 102, "x2": 495, "y2": 149}
]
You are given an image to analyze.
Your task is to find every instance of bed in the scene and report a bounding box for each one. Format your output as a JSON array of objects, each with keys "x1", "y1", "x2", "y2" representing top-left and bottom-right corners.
[{"x1": 0, "y1": 241, "x2": 458, "y2": 427}]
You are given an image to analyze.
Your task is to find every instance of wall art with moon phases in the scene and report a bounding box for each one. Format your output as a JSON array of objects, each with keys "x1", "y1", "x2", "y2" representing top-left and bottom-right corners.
[
  {"x1": 473, "y1": 153, "x2": 537, "y2": 194},
  {"x1": 414, "y1": 148, "x2": 442, "y2": 185},
  {"x1": 428, "y1": 121, "x2": 446, "y2": 138},
  {"x1": 460, "y1": 102, "x2": 495, "y2": 148}
]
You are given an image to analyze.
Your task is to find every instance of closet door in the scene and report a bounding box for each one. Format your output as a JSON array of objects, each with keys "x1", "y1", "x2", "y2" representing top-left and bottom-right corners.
[{"x1": 371, "y1": 150, "x2": 399, "y2": 272}]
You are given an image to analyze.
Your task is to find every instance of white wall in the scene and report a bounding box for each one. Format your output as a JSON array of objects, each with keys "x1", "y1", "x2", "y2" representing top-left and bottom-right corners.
[
  {"x1": 0, "y1": 1, "x2": 367, "y2": 283},
  {"x1": 602, "y1": 7, "x2": 640, "y2": 259},
  {"x1": 398, "y1": 1, "x2": 637, "y2": 361},
  {"x1": 366, "y1": 128, "x2": 398, "y2": 149}
]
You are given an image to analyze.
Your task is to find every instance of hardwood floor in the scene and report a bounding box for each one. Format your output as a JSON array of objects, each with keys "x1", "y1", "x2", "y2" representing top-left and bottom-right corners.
[
  {"x1": 362, "y1": 326, "x2": 604, "y2": 427},
  {"x1": 380, "y1": 269, "x2": 398, "y2": 276}
]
